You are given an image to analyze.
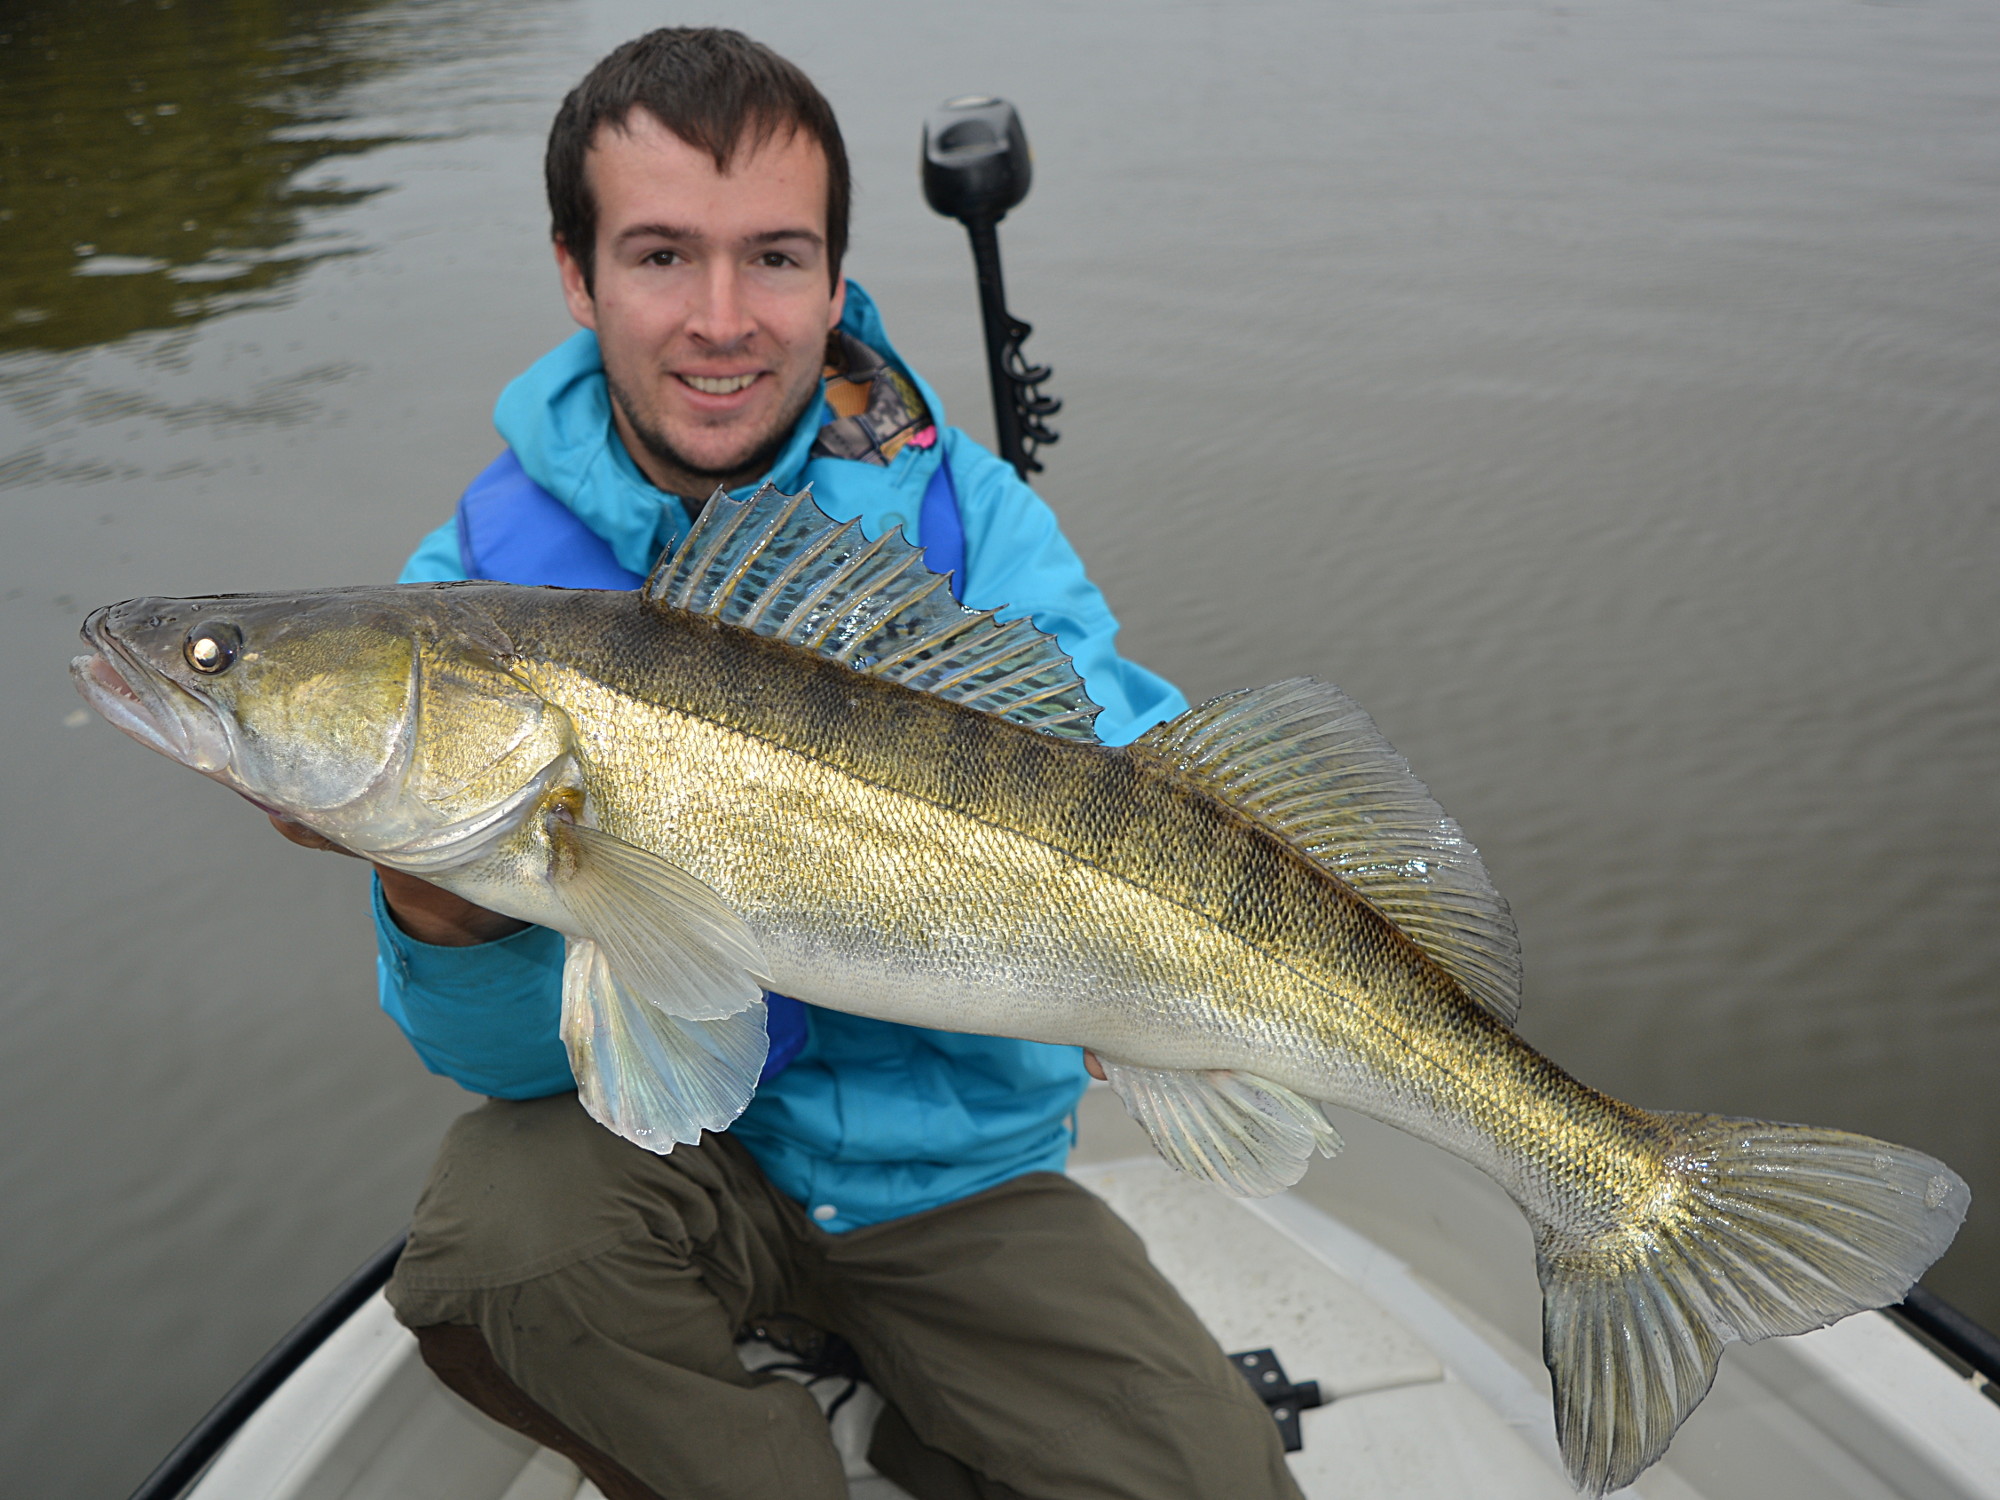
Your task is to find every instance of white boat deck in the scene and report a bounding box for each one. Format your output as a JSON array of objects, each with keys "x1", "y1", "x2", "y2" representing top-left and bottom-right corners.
[{"x1": 183, "y1": 1096, "x2": 2000, "y2": 1500}]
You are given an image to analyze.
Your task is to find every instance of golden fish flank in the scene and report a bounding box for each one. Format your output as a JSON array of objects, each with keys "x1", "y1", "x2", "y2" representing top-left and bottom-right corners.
[{"x1": 72, "y1": 483, "x2": 1968, "y2": 1496}]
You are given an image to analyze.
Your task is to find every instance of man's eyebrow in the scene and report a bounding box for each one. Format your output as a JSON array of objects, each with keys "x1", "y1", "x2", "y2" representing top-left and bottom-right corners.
[
  {"x1": 743, "y1": 227, "x2": 824, "y2": 249},
  {"x1": 613, "y1": 223, "x2": 823, "y2": 250}
]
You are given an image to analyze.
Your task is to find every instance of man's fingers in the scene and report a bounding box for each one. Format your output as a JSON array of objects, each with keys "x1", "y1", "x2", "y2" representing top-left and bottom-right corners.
[
  {"x1": 377, "y1": 865, "x2": 530, "y2": 946},
  {"x1": 267, "y1": 812, "x2": 355, "y2": 856},
  {"x1": 263, "y1": 815, "x2": 522, "y2": 944},
  {"x1": 1083, "y1": 1049, "x2": 1107, "y2": 1082}
]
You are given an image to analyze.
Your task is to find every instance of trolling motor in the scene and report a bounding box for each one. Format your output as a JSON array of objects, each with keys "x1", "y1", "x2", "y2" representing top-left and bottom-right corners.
[{"x1": 922, "y1": 96, "x2": 1060, "y2": 480}]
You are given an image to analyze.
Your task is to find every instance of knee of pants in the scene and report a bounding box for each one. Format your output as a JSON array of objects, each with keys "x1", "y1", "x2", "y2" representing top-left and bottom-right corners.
[{"x1": 388, "y1": 1093, "x2": 747, "y2": 1301}]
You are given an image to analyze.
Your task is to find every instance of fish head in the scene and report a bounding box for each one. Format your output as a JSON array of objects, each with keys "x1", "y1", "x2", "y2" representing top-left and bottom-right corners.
[{"x1": 73, "y1": 585, "x2": 576, "y2": 869}]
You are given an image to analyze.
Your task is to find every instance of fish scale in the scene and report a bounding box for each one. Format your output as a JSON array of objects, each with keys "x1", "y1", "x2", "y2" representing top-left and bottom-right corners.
[
  {"x1": 71, "y1": 481, "x2": 1969, "y2": 1496},
  {"x1": 504, "y1": 599, "x2": 1401, "y2": 1068}
]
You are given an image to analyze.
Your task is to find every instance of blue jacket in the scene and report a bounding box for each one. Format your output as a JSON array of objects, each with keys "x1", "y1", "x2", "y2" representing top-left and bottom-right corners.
[{"x1": 380, "y1": 282, "x2": 1187, "y2": 1231}]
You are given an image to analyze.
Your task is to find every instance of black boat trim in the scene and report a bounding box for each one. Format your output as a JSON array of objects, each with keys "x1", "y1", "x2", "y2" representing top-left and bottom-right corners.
[
  {"x1": 1886, "y1": 1284, "x2": 2000, "y2": 1388},
  {"x1": 126, "y1": 1232, "x2": 406, "y2": 1500}
]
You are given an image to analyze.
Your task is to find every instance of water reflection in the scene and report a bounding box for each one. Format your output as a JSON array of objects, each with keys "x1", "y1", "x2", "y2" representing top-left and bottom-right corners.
[{"x1": 0, "y1": 0, "x2": 410, "y2": 352}]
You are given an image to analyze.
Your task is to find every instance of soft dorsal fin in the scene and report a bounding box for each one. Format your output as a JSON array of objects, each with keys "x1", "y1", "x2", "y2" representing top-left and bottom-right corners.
[
  {"x1": 1131, "y1": 678, "x2": 1523, "y2": 1025},
  {"x1": 645, "y1": 484, "x2": 1102, "y2": 741}
]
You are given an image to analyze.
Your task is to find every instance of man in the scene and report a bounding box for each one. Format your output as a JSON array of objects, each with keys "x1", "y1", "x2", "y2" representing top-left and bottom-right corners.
[{"x1": 327, "y1": 29, "x2": 1303, "y2": 1500}]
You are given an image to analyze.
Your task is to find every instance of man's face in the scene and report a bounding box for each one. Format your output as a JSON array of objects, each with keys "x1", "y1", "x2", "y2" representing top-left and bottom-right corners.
[{"x1": 557, "y1": 111, "x2": 846, "y2": 497}]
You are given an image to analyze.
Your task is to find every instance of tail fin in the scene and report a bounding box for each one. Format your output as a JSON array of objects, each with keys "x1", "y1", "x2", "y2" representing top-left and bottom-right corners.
[{"x1": 1537, "y1": 1113, "x2": 1968, "y2": 1496}]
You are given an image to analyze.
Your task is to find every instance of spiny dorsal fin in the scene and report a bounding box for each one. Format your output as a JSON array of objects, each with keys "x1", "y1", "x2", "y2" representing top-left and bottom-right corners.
[
  {"x1": 643, "y1": 484, "x2": 1102, "y2": 741},
  {"x1": 1131, "y1": 678, "x2": 1523, "y2": 1025}
]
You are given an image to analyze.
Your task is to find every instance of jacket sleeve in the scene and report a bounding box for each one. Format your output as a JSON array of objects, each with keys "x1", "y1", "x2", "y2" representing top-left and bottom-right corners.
[
  {"x1": 374, "y1": 879, "x2": 573, "y2": 1098},
  {"x1": 943, "y1": 430, "x2": 1189, "y2": 746},
  {"x1": 376, "y1": 515, "x2": 577, "y2": 1097}
]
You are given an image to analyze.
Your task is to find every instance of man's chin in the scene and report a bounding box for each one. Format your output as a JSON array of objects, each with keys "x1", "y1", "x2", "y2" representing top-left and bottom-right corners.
[
  {"x1": 629, "y1": 422, "x2": 785, "y2": 497},
  {"x1": 665, "y1": 428, "x2": 784, "y2": 483},
  {"x1": 611, "y1": 376, "x2": 811, "y2": 495}
]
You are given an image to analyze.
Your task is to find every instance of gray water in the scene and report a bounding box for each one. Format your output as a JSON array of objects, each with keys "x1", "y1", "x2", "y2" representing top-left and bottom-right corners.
[{"x1": 2, "y1": 1, "x2": 1995, "y2": 1494}]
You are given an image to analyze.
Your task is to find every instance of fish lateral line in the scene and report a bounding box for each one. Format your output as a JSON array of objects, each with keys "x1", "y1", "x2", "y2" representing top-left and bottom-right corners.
[
  {"x1": 563, "y1": 677, "x2": 1519, "y2": 1099},
  {"x1": 547, "y1": 669, "x2": 1357, "y2": 961},
  {"x1": 520, "y1": 632, "x2": 1519, "y2": 1065}
]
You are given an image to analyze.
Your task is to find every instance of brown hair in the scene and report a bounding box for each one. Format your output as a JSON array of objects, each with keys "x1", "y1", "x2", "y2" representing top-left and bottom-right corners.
[{"x1": 546, "y1": 28, "x2": 850, "y2": 293}]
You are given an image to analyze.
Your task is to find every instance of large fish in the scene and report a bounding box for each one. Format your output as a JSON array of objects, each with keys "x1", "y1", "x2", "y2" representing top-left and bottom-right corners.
[{"x1": 75, "y1": 484, "x2": 1965, "y2": 1494}]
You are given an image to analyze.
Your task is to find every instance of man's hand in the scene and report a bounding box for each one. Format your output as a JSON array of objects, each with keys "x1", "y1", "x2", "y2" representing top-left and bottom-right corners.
[
  {"x1": 1083, "y1": 1050, "x2": 1106, "y2": 1082},
  {"x1": 267, "y1": 813, "x2": 529, "y2": 947},
  {"x1": 267, "y1": 813, "x2": 350, "y2": 856}
]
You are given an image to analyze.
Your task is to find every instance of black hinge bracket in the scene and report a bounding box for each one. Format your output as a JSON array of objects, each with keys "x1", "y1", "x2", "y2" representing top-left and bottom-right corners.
[{"x1": 1229, "y1": 1347, "x2": 1327, "y2": 1453}]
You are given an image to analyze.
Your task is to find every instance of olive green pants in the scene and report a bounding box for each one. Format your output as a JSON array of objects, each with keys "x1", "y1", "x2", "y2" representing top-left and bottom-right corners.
[{"x1": 386, "y1": 1093, "x2": 1303, "y2": 1500}]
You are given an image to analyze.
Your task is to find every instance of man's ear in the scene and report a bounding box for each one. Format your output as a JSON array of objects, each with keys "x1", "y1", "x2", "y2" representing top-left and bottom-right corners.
[
  {"x1": 555, "y1": 238, "x2": 599, "y2": 331},
  {"x1": 828, "y1": 275, "x2": 847, "y2": 334}
]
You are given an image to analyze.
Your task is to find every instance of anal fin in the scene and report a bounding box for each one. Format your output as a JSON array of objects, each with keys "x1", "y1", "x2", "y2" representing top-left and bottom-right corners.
[
  {"x1": 1103, "y1": 1061, "x2": 1341, "y2": 1197},
  {"x1": 562, "y1": 937, "x2": 769, "y2": 1153}
]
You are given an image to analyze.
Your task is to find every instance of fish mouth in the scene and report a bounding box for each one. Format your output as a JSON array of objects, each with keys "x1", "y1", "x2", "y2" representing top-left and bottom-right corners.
[{"x1": 71, "y1": 609, "x2": 231, "y2": 775}]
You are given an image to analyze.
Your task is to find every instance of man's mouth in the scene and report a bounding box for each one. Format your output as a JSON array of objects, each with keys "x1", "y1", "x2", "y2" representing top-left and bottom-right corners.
[{"x1": 678, "y1": 372, "x2": 761, "y2": 395}]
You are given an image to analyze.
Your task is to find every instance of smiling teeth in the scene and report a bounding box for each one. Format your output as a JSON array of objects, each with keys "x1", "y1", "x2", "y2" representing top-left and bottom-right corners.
[{"x1": 683, "y1": 373, "x2": 758, "y2": 394}]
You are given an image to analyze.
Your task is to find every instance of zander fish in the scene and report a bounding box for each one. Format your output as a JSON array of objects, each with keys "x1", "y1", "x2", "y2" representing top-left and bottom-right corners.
[{"x1": 74, "y1": 483, "x2": 1966, "y2": 1494}]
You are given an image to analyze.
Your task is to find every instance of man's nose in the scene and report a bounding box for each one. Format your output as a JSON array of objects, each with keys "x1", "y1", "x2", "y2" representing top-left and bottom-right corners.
[{"x1": 686, "y1": 261, "x2": 756, "y2": 348}]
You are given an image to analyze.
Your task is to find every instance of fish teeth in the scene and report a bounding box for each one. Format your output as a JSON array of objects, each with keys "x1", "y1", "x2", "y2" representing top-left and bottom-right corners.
[{"x1": 681, "y1": 373, "x2": 758, "y2": 395}]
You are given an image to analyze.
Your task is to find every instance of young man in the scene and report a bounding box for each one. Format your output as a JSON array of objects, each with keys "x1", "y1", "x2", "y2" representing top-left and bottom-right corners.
[{"x1": 354, "y1": 29, "x2": 1304, "y2": 1500}]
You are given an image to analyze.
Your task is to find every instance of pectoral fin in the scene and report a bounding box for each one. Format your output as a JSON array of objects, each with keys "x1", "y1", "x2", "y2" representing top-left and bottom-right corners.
[
  {"x1": 562, "y1": 937, "x2": 769, "y2": 1152},
  {"x1": 1103, "y1": 1061, "x2": 1342, "y2": 1197},
  {"x1": 549, "y1": 818, "x2": 768, "y2": 1021},
  {"x1": 543, "y1": 820, "x2": 773, "y2": 1152}
]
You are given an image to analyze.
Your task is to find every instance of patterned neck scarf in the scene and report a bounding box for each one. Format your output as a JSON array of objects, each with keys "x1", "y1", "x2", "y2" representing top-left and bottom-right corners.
[{"x1": 811, "y1": 329, "x2": 936, "y2": 466}]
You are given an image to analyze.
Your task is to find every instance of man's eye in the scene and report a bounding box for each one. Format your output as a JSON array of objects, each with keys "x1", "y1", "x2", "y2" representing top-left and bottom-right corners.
[
  {"x1": 643, "y1": 249, "x2": 684, "y2": 266},
  {"x1": 756, "y1": 251, "x2": 797, "y2": 269}
]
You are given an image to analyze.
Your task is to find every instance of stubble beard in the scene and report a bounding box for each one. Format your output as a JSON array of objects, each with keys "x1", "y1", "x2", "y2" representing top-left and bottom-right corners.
[{"x1": 606, "y1": 367, "x2": 821, "y2": 506}]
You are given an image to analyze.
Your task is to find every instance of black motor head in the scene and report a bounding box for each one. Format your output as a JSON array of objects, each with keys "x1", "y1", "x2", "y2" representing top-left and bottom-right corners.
[{"x1": 922, "y1": 96, "x2": 1031, "y2": 225}]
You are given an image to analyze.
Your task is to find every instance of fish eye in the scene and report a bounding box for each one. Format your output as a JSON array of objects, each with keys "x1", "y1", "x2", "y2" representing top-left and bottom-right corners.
[{"x1": 184, "y1": 621, "x2": 242, "y2": 675}]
